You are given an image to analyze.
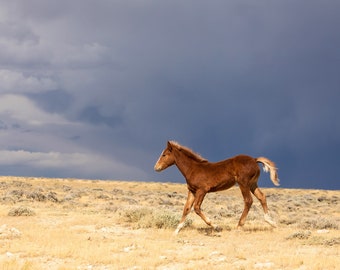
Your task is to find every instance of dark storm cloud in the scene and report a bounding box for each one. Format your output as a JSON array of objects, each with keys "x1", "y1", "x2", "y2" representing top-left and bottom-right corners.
[
  {"x1": 27, "y1": 90, "x2": 74, "y2": 114},
  {"x1": 78, "y1": 106, "x2": 124, "y2": 128},
  {"x1": 0, "y1": 1, "x2": 339, "y2": 189}
]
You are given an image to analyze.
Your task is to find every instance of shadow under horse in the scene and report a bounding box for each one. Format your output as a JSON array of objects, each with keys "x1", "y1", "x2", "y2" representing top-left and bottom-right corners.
[{"x1": 154, "y1": 141, "x2": 280, "y2": 234}]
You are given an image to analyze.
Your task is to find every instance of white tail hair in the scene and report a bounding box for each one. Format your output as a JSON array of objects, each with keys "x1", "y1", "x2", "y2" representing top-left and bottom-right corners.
[{"x1": 256, "y1": 157, "x2": 280, "y2": 186}]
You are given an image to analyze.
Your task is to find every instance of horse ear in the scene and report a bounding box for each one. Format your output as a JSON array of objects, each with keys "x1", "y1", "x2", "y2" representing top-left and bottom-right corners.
[{"x1": 167, "y1": 141, "x2": 173, "y2": 151}]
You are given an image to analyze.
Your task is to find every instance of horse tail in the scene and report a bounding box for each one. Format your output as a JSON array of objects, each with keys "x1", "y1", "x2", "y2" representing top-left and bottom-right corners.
[{"x1": 256, "y1": 157, "x2": 280, "y2": 186}]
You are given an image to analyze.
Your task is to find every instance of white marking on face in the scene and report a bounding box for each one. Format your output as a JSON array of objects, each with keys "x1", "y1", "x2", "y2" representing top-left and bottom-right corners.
[{"x1": 154, "y1": 151, "x2": 164, "y2": 171}]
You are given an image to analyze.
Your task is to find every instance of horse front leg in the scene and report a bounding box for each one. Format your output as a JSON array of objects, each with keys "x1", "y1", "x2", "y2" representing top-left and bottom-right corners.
[
  {"x1": 193, "y1": 190, "x2": 217, "y2": 229},
  {"x1": 175, "y1": 190, "x2": 195, "y2": 234}
]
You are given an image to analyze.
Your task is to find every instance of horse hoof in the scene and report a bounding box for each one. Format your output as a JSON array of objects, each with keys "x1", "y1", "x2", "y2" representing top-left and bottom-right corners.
[
  {"x1": 264, "y1": 214, "x2": 277, "y2": 227},
  {"x1": 236, "y1": 225, "x2": 244, "y2": 231},
  {"x1": 267, "y1": 221, "x2": 277, "y2": 228}
]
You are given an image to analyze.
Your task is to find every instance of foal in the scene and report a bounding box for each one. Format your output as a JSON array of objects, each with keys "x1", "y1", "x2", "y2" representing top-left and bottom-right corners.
[{"x1": 154, "y1": 141, "x2": 279, "y2": 234}]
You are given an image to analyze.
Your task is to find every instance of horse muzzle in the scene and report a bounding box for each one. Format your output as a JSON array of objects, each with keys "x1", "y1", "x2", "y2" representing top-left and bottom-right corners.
[{"x1": 154, "y1": 165, "x2": 163, "y2": 172}]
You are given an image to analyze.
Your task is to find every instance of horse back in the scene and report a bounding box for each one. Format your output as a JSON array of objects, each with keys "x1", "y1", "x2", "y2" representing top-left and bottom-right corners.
[
  {"x1": 222, "y1": 154, "x2": 260, "y2": 177},
  {"x1": 188, "y1": 154, "x2": 259, "y2": 193}
]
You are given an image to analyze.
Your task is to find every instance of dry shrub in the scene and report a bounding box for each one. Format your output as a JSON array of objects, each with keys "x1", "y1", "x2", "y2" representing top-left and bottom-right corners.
[
  {"x1": 124, "y1": 207, "x2": 153, "y2": 224},
  {"x1": 26, "y1": 191, "x2": 46, "y2": 201},
  {"x1": 47, "y1": 191, "x2": 59, "y2": 202},
  {"x1": 4, "y1": 189, "x2": 59, "y2": 203},
  {"x1": 123, "y1": 207, "x2": 191, "y2": 229},
  {"x1": 279, "y1": 217, "x2": 297, "y2": 226},
  {"x1": 304, "y1": 236, "x2": 340, "y2": 246},
  {"x1": 8, "y1": 206, "x2": 36, "y2": 216},
  {"x1": 323, "y1": 237, "x2": 340, "y2": 246},
  {"x1": 286, "y1": 230, "x2": 311, "y2": 240},
  {"x1": 153, "y1": 211, "x2": 181, "y2": 229},
  {"x1": 300, "y1": 217, "x2": 339, "y2": 230}
]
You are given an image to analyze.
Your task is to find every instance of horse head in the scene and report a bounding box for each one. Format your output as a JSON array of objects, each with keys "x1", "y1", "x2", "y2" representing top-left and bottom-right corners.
[{"x1": 154, "y1": 141, "x2": 176, "y2": 172}]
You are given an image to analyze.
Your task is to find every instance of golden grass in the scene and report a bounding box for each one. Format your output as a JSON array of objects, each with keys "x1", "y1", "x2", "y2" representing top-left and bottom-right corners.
[{"x1": 0, "y1": 176, "x2": 339, "y2": 269}]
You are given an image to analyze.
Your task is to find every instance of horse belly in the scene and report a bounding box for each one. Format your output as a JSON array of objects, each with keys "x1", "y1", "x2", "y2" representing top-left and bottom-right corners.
[{"x1": 208, "y1": 175, "x2": 236, "y2": 192}]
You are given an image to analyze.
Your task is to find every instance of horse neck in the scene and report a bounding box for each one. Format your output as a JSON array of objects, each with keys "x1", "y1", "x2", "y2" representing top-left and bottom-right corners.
[{"x1": 173, "y1": 148, "x2": 195, "y2": 178}]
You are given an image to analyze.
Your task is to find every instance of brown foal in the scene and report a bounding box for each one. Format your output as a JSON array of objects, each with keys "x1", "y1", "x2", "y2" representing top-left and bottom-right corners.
[{"x1": 154, "y1": 141, "x2": 280, "y2": 234}]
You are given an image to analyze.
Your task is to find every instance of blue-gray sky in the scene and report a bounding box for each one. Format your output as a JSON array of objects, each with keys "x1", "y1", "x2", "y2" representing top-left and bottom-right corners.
[{"x1": 0, "y1": 1, "x2": 339, "y2": 190}]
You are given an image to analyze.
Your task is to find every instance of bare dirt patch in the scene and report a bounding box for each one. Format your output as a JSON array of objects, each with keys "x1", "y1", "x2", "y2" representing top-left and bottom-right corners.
[{"x1": 0, "y1": 176, "x2": 339, "y2": 269}]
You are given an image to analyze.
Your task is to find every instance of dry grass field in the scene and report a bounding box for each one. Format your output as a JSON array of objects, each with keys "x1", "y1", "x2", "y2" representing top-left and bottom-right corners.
[{"x1": 0, "y1": 176, "x2": 339, "y2": 270}]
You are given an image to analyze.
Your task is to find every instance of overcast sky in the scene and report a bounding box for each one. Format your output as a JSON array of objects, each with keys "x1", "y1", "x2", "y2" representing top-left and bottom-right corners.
[{"x1": 0, "y1": 1, "x2": 339, "y2": 190}]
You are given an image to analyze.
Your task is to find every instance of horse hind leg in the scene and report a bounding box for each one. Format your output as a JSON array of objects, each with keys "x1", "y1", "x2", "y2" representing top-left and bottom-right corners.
[
  {"x1": 237, "y1": 187, "x2": 253, "y2": 228},
  {"x1": 252, "y1": 186, "x2": 277, "y2": 227}
]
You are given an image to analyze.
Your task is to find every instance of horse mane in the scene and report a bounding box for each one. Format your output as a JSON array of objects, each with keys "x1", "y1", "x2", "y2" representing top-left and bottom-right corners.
[{"x1": 169, "y1": 141, "x2": 208, "y2": 163}]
